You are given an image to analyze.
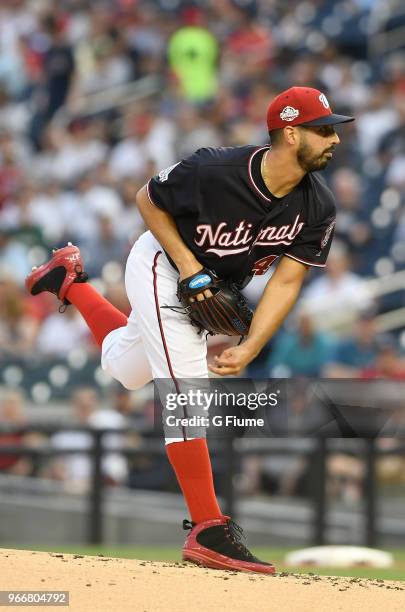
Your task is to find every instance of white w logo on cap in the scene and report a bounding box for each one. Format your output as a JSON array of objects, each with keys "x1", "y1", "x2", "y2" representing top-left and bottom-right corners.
[{"x1": 319, "y1": 93, "x2": 330, "y2": 109}]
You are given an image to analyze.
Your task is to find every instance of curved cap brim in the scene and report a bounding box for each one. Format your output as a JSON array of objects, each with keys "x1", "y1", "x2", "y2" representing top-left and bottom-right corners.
[{"x1": 299, "y1": 113, "x2": 355, "y2": 127}]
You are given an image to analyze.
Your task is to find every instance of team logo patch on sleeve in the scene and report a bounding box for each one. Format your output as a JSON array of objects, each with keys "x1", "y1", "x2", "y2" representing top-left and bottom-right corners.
[
  {"x1": 280, "y1": 106, "x2": 300, "y2": 122},
  {"x1": 158, "y1": 162, "x2": 180, "y2": 182},
  {"x1": 320, "y1": 218, "x2": 336, "y2": 249}
]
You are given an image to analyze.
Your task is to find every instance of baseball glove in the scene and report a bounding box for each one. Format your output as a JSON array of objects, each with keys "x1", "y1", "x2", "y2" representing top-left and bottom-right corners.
[{"x1": 176, "y1": 268, "x2": 253, "y2": 337}]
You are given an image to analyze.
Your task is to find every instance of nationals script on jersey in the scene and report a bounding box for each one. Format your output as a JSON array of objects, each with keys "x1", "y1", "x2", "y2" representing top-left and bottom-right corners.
[{"x1": 147, "y1": 145, "x2": 337, "y2": 282}]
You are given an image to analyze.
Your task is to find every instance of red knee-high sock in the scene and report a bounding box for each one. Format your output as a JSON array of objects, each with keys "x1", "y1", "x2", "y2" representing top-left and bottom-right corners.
[
  {"x1": 166, "y1": 438, "x2": 222, "y2": 524},
  {"x1": 66, "y1": 283, "x2": 128, "y2": 348}
]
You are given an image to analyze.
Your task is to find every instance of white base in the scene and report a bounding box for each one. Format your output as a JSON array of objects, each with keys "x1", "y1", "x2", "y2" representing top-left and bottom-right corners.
[{"x1": 284, "y1": 545, "x2": 393, "y2": 568}]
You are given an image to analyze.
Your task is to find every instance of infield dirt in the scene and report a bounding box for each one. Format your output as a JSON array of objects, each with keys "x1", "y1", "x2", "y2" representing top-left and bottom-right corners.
[{"x1": 1, "y1": 548, "x2": 404, "y2": 611}]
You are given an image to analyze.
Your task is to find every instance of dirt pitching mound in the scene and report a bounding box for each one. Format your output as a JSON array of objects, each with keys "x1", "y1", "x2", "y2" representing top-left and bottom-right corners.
[{"x1": 1, "y1": 549, "x2": 404, "y2": 612}]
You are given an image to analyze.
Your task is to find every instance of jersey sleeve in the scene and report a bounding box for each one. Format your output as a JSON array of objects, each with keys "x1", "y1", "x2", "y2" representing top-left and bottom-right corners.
[
  {"x1": 146, "y1": 152, "x2": 200, "y2": 217},
  {"x1": 284, "y1": 182, "x2": 337, "y2": 268}
]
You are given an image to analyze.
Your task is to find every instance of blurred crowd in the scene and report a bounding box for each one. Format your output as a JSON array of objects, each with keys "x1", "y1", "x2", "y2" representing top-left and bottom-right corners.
[
  {"x1": 0, "y1": 0, "x2": 404, "y2": 383},
  {"x1": 0, "y1": 0, "x2": 403, "y2": 376}
]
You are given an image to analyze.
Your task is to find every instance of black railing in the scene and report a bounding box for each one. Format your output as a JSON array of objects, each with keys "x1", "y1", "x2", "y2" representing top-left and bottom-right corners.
[{"x1": 1, "y1": 425, "x2": 404, "y2": 546}]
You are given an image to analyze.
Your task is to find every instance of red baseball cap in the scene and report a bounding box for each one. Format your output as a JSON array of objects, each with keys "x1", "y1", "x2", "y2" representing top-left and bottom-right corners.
[{"x1": 267, "y1": 86, "x2": 354, "y2": 131}]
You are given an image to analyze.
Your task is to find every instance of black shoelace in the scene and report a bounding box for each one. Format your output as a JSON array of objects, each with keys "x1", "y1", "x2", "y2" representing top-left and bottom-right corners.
[{"x1": 224, "y1": 520, "x2": 253, "y2": 558}]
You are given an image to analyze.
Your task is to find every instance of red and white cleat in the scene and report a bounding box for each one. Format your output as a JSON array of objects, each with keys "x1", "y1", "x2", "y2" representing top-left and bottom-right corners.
[
  {"x1": 182, "y1": 516, "x2": 276, "y2": 574},
  {"x1": 25, "y1": 243, "x2": 87, "y2": 306}
]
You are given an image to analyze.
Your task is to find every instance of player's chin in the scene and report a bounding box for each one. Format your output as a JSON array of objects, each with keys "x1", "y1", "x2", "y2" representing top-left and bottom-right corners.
[
  {"x1": 312, "y1": 158, "x2": 329, "y2": 171},
  {"x1": 304, "y1": 156, "x2": 329, "y2": 172}
]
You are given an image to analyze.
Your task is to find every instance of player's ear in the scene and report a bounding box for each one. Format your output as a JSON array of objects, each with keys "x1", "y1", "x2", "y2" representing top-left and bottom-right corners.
[{"x1": 284, "y1": 126, "x2": 298, "y2": 146}]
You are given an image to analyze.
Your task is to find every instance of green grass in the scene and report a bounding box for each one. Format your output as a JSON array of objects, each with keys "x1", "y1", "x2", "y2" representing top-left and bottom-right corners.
[{"x1": 3, "y1": 544, "x2": 405, "y2": 581}]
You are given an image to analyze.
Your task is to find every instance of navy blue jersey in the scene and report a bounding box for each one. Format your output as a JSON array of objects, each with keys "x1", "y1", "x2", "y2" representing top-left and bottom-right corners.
[{"x1": 147, "y1": 145, "x2": 336, "y2": 282}]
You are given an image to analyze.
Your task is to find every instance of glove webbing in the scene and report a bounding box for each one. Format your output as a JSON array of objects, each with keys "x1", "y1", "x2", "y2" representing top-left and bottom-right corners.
[{"x1": 189, "y1": 291, "x2": 246, "y2": 336}]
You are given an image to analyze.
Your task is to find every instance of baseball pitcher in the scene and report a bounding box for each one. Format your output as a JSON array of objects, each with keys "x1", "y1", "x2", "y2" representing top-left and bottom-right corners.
[{"x1": 26, "y1": 87, "x2": 354, "y2": 574}]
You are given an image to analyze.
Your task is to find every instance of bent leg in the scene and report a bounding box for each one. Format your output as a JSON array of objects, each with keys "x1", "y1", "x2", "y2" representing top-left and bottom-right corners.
[{"x1": 65, "y1": 273, "x2": 152, "y2": 390}]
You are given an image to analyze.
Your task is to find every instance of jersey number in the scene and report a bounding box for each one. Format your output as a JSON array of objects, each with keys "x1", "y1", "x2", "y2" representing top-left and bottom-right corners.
[{"x1": 252, "y1": 255, "x2": 278, "y2": 275}]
